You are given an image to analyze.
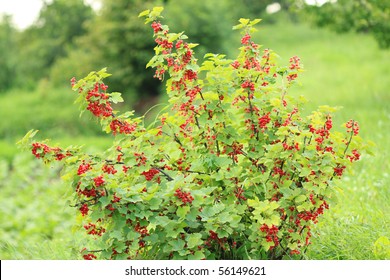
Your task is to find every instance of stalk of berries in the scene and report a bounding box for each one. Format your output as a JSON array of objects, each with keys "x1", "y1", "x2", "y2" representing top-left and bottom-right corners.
[
  {"x1": 71, "y1": 74, "x2": 143, "y2": 137},
  {"x1": 81, "y1": 248, "x2": 97, "y2": 260},
  {"x1": 31, "y1": 142, "x2": 72, "y2": 161},
  {"x1": 260, "y1": 224, "x2": 280, "y2": 249},
  {"x1": 204, "y1": 230, "x2": 228, "y2": 251},
  {"x1": 84, "y1": 223, "x2": 106, "y2": 236},
  {"x1": 142, "y1": 168, "x2": 160, "y2": 181},
  {"x1": 174, "y1": 188, "x2": 194, "y2": 205}
]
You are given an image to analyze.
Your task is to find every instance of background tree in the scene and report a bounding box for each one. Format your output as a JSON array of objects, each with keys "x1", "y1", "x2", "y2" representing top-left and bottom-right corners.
[
  {"x1": 164, "y1": 0, "x2": 237, "y2": 57},
  {"x1": 297, "y1": 0, "x2": 390, "y2": 48},
  {"x1": 0, "y1": 15, "x2": 17, "y2": 93},
  {"x1": 15, "y1": 0, "x2": 93, "y2": 88},
  {"x1": 51, "y1": 0, "x2": 161, "y2": 109}
]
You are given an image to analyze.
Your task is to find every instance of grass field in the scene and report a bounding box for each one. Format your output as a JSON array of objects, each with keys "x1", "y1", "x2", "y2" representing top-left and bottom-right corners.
[{"x1": 0, "y1": 16, "x2": 389, "y2": 259}]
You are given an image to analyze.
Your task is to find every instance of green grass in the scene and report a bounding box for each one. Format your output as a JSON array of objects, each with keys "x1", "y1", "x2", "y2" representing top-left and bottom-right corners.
[
  {"x1": 0, "y1": 154, "x2": 75, "y2": 259},
  {"x1": 0, "y1": 86, "x2": 100, "y2": 139},
  {"x1": 1, "y1": 15, "x2": 389, "y2": 259}
]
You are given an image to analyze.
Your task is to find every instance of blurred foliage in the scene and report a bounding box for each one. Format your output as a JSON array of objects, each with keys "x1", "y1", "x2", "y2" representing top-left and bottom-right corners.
[
  {"x1": 0, "y1": 155, "x2": 67, "y2": 251},
  {"x1": 240, "y1": 0, "x2": 276, "y2": 16},
  {"x1": 0, "y1": 154, "x2": 86, "y2": 259},
  {"x1": 50, "y1": 0, "x2": 163, "y2": 109},
  {"x1": 164, "y1": 0, "x2": 236, "y2": 58},
  {"x1": 296, "y1": 0, "x2": 390, "y2": 49},
  {"x1": 0, "y1": 15, "x2": 17, "y2": 92},
  {"x1": 0, "y1": 86, "x2": 103, "y2": 140},
  {"x1": 163, "y1": 0, "x2": 293, "y2": 58},
  {"x1": 14, "y1": 0, "x2": 93, "y2": 89}
]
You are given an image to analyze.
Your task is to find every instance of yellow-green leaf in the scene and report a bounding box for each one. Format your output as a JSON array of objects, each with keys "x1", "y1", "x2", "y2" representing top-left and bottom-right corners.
[
  {"x1": 250, "y1": 19, "x2": 262, "y2": 26},
  {"x1": 138, "y1": 9, "x2": 150, "y2": 18},
  {"x1": 239, "y1": 18, "x2": 250, "y2": 25},
  {"x1": 295, "y1": 195, "x2": 307, "y2": 204}
]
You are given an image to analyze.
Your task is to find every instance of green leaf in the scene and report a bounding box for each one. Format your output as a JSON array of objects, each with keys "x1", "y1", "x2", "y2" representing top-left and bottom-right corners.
[
  {"x1": 280, "y1": 186, "x2": 293, "y2": 199},
  {"x1": 150, "y1": 6, "x2": 164, "y2": 19},
  {"x1": 153, "y1": 215, "x2": 171, "y2": 227},
  {"x1": 17, "y1": 129, "x2": 38, "y2": 149},
  {"x1": 230, "y1": 214, "x2": 242, "y2": 227},
  {"x1": 214, "y1": 156, "x2": 231, "y2": 168},
  {"x1": 269, "y1": 214, "x2": 281, "y2": 226},
  {"x1": 90, "y1": 210, "x2": 104, "y2": 222},
  {"x1": 166, "y1": 226, "x2": 184, "y2": 238},
  {"x1": 97, "y1": 68, "x2": 111, "y2": 78},
  {"x1": 168, "y1": 32, "x2": 183, "y2": 43},
  {"x1": 149, "y1": 197, "x2": 162, "y2": 210},
  {"x1": 282, "y1": 180, "x2": 293, "y2": 188},
  {"x1": 188, "y1": 250, "x2": 205, "y2": 260},
  {"x1": 138, "y1": 9, "x2": 150, "y2": 18},
  {"x1": 218, "y1": 211, "x2": 233, "y2": 224},
  {"x1": 169, "y1": 239, "x2": 185, "y2": 251},
  {"x1": 238, "y1": 18, "x2": 250, "y2": 25},
  {"x1": 200, "y1": 203, "x2": 225, "y2": 220},
  {"x1": 250, "y1": 19, "x2": 262, "y2": 26},
  {"x1": 295, "y1": 195, "x2": 307, "y2": 204},
  {"x1": 269, "y1": 201, "x2": 280, "y2": 211},
  {"x1": 297, "y1": 202, "x2": 312, "y2": 212},
  {"x1": 127, "y1": 230, "x2": 140, "y2": 241},
  {"x1": 176, "y1": 205, "x2": 190, "y2": 220},
  {"x1": 111, "y1": 230, "x2": 123, "y2": 240},
  {"x1": 146, "y1": 55, "x2": 159, "y2": 68},
  {"x1": 186, "y1": 233, "x2": 203, "y2": 249},
  {"x1": 247, "y1": 197, "x2": 260, "y2": 208},
  {"x1": 256, "y1": 201, "x2": 269, "y2": 213},
  {"x1": 187, "y1": 43, "x2": 199, "y2": 49},
  {"x1": 287, "y1": 242, "x2": 298, "y2": 250},
  {"x1": 269, "y1": 98, "x2": 281, "y2": 107},
  {"x1": 232, "y1": 23, "x2": 244, "y2": 30},
  {"x1": 114, "y1": 242, "x2": 127, "y2": 253},
  {"x1": 110, "y1": 92, "x2": 124, "y2": 104},
  {"x1": 99, "y1": 196, "x2": 111, "y2": 206},
  {"x1": 300, "y1": 167, "x2": 311, "y2": 177}
]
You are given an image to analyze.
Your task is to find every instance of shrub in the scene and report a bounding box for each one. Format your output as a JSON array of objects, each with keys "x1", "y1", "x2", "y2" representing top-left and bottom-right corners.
[{"x1": 19, "y1": 7, "x2": 368, "y2": 260}]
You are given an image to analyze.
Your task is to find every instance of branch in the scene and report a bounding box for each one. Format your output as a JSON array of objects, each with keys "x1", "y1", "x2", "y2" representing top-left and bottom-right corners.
[
  {"x1": 155, "y1": 167, "x2": 174, "y2": 181},
  {"x1": 70, "y1": 196, "x2": 99, "y2": 208},
  {"x1": 247, "y1": 91, "x2": 260, "y2": 141},
  {"x1": 343, "y1": 122, "x2": 355, "y2": 156}
]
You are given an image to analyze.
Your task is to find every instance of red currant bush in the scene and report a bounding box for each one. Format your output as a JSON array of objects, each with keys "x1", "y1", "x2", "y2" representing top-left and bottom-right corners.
[{"x1": 19, "y1": 7, "x2": 370, "y2": 260}]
